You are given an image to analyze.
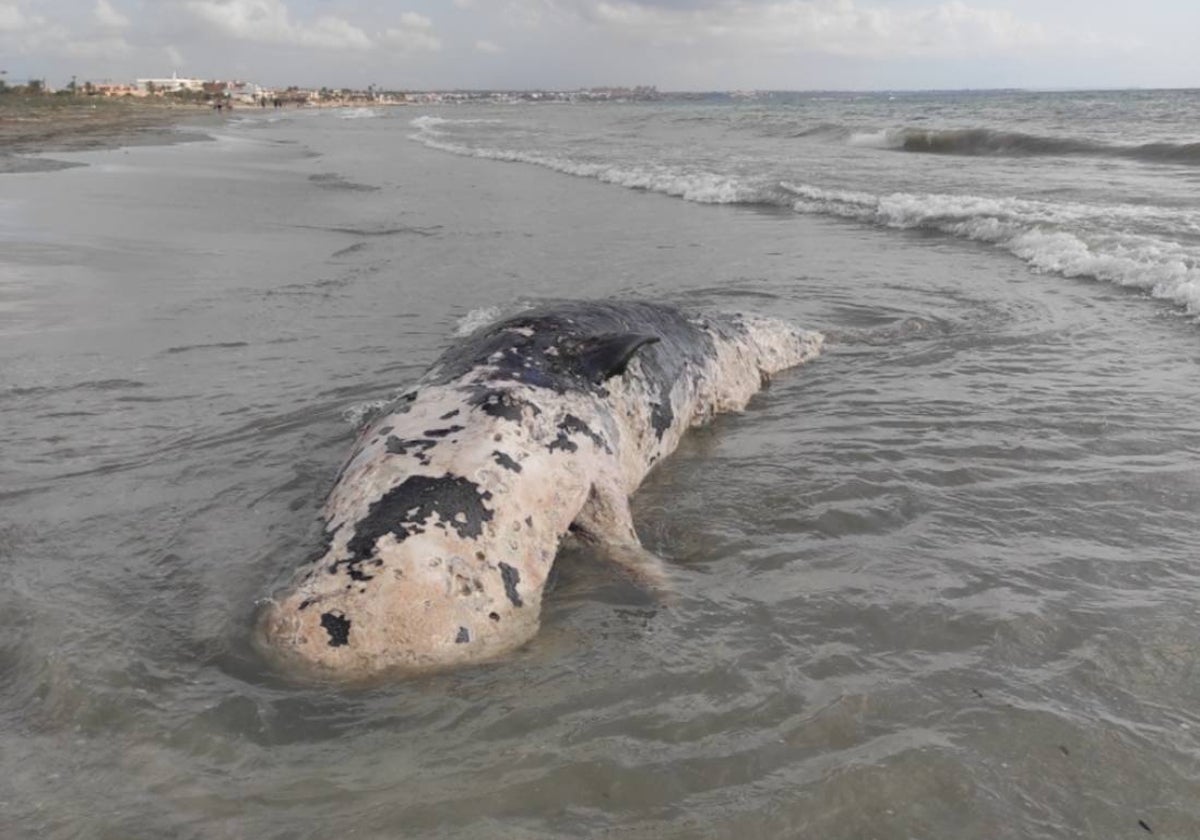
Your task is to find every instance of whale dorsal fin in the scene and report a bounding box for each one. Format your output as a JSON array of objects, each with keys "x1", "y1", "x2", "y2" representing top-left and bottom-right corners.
[{"x1": 574, "y1": 333, "x2": 661, "y2": 383}]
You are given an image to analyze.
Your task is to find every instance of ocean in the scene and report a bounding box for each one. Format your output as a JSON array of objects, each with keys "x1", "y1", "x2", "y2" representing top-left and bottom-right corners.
[{"x1": 2, "y1": 90, "x2": 1199, "y2": 838}]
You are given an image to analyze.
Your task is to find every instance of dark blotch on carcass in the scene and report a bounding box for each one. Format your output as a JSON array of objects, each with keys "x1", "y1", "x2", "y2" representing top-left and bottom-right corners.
[
  {"x1": 549, "y1": 432, "x2": 576, "y2": 453},
  {"x1": 386, "y1": 435, "x2": 436, "y2": 465},
  {"x1": 466, "y1": 388, "x2": 541, "y2": 423},
  {"x1": 650, "y1": 398, "x2": 674, "y2": 440},
  {"x1": 424, "y1": 425, "x2": 464, "y2": 438},
  {"x1": 344, "y1": 474, "x2": 495, "y2": 562},
  {"x1": 549, "y1": 414, "x2": 609, "y2": 453},
  {"x1": 320, "y1": 612, "x2": 351, "y2": 647},
  {"x1": 498, "y1": 562, "x2": 523, "y2": 607},
  {"x1": 548, "y1": 433, "x2": 577, "y2": 453},
  {"x1": 455, "y1": 626, "x2": 470, "y2": 644},
  {"x1": 440, "y1": 409, "x2": 460, "y2": 420},
  {"x1": 492, "y1": 451, "x2": 522, "y2": 472}
]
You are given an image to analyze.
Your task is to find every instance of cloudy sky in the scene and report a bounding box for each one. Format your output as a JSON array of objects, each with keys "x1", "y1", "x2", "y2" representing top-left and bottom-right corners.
[{"x1": 1, "y1": 0, "x2": 1197, "y2": 91}]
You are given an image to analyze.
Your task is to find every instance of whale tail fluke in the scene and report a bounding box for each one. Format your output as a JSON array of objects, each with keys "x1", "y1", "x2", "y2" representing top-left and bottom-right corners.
[
  {"x1": 732, "y1": 314, "x2": 825, "y2": 376},
  {"x1": 691, "y1": 314, "x2": 823, "y2": 417}
]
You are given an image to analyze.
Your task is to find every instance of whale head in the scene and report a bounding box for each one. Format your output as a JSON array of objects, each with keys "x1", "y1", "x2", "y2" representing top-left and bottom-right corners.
[
  {"x1": 255, "y1": 525, "x2": 549, "y2": 679},
  {"x1": 255, "y1": 385, "x2": 599, "y2": 680}
]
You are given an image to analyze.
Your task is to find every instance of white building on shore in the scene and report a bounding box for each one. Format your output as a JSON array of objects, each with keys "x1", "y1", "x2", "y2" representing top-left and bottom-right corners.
[{"x1": 135, "y1": 72, "x2": 205, "y2": 94}]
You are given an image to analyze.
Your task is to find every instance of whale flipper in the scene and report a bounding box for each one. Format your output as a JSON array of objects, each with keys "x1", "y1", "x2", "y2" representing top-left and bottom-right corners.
[
  {"x1": 597, "y1": 539, "x2": 673, "y2": 594},
  {"x1": 572, "y1": 475, "x2": 671, "y2": 591}
]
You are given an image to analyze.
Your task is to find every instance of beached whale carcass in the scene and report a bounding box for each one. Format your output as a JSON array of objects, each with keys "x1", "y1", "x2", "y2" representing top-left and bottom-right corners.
[{"x1": 257, "y1": 301, "x2": 822, "y2": 678}]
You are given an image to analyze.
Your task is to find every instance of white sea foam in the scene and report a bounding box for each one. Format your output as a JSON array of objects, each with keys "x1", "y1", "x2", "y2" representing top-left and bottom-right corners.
[
  {"x1": 780, "y1": 182, "x2": 1200, "y2": 315},
  {"x1": 340, "y1": 108, "x2": 380, "y2": 120},
  {"x1": 454, "y1": 306, "x2": 506, "y2": 336},
  {"x1": 409, "y1": 115, "x2": 504, "y2": 130},
  {"x1": 410, "y1": 115, "x2": 454, "y2": 130},
  {"x1": 342, "y1": 398, "x2": 391, "y2": 429},
  {"x1": 411, "y1": 130, "x2": 752, "y2": 204}
]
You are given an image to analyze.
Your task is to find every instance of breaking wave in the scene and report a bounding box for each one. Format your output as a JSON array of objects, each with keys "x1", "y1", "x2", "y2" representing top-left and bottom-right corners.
[
  {"x1": 409, "y1": 115, "x2": 1200, "y2": 317},
  {"x1": 409, "y1": 115, "x2": 504, "y2": 130},
  {"x1": 410, "y1": 119, "x2": 755, "y2": 204},
  {"x1": 779, "y1": 183, "x2": 1200, "y2": 315},
  {"x1": 844, "y1": 127, "x2": 1200, "y2": 165}
]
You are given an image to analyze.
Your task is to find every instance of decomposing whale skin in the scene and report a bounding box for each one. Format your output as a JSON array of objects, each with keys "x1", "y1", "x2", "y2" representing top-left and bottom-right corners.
[{"x1": 257, "y1": 301, "x2": 822, "y2": 679}]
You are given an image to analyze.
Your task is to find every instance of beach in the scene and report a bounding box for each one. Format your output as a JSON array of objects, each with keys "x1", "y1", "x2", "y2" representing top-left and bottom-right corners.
[
  {"x1": 0, "y1": 97, "x2": 225, "y2": 172},
  {"x1": 2, "y1": 96, "x2": 1199, "y2": 839}
]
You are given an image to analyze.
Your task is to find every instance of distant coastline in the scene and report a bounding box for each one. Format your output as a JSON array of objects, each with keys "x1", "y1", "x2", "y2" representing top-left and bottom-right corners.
[
  {"x1": 6, "y1": 85, "x2": 1195, "y2": 176},
  {"x1": 0, "y1": 97, "x2": 228, "y2": 173},
  {"x1": 0, "y1": 82, "x2": 667, "y2": 173}
]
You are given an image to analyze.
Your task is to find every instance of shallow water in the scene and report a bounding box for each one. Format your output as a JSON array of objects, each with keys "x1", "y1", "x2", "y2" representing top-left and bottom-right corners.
[{"x1": 2, "y1": 98, "x2": 1199, "y2": 839}]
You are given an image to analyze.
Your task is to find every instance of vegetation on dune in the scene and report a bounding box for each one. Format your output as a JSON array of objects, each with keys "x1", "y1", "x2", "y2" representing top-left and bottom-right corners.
[{"x1": 0, "y1": 83, "x2": 216, "y2": 156}]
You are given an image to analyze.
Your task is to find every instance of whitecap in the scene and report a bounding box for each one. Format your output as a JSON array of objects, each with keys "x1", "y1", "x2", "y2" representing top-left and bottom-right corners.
[
  {"x1": 454, "y1": 306, "x2": 506, "y2": 336},
  {"x1": 408, "y1": 126, "x2": 1200, "y2": 318}
]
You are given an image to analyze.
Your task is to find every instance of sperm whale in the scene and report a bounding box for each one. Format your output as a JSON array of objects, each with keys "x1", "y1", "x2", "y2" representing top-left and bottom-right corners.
[{"x1": 257, "y1": 301, "x2": 822, "y2": 678}]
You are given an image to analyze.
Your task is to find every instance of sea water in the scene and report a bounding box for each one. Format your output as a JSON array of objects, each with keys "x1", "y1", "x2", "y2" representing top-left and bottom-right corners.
[{"x1": 2, "y1": 90, "x2": 1199, "y2": 838}]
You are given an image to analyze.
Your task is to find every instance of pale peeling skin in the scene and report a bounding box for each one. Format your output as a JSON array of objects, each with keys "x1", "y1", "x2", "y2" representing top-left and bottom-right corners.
[{"x1": 256, "y1": 302, "x2": 822, "y2": 680}]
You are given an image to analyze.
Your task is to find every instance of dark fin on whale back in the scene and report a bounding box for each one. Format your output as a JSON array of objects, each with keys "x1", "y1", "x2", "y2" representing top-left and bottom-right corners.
[{"x1": 575, "y1": 333, "x2": 661, "y2": 383}]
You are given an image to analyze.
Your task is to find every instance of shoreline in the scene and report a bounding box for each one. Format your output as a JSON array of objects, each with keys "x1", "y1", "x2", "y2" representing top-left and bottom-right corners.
[{"x1": 0, "y1": 98, "x2": 228, "y2": 173}]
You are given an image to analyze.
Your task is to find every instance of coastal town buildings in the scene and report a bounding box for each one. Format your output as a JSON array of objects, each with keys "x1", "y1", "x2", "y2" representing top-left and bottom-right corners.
[
  {"x1": 3, "y1": 73, "x2": 665, "y2": 108},
  {"x1": 135, "y1": 73, "x2": 205, "y2": 94}
]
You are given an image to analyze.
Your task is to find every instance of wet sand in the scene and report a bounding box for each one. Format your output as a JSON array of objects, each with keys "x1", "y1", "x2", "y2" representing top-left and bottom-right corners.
[{"x1": 0, "y1": 97, "x2": 221, "y2": 172}]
